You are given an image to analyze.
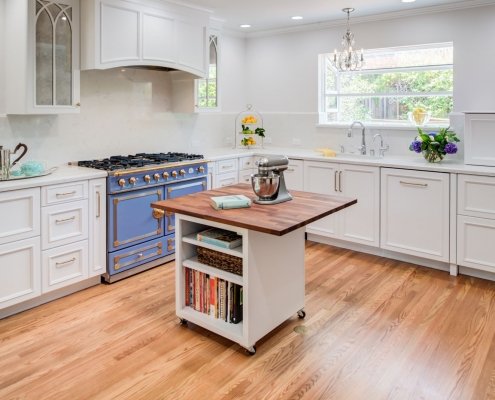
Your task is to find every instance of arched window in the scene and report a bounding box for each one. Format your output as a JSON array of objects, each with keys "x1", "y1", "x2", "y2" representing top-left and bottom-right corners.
[{"x1": 196, "y1": 35, "x2": 219, "y2": 111}]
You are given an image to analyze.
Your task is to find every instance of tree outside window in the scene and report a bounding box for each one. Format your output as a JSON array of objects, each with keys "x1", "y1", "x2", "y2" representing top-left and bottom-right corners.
[{"x1": 319, "y1": 43, "x2": 453, "y2": 125}]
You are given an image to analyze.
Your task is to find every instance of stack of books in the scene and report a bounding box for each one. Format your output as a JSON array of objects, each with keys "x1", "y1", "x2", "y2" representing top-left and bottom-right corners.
[
  {"x1": 184, "y1": 267, "x2": 243, "y2": 324},
  {"x1": 196, "y1": 227, "x2": 242, "y2": 249},
  {"x1": 210, "y1": 194, "x2": 252, "y2": 210}
]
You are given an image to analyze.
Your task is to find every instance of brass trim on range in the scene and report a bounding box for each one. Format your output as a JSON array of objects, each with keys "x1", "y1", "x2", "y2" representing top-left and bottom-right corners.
[
  {"x1": 152, "y1": 208, "x2": 165, "y2": 219},
  {"x1": 165, "y1": 211, "x2": 175, "y2": 232},
  {"x1": 113, "y1": 190, "x2": 162, "y2": 248},
  {"x1": 114, "y1": 242, "x2": 163, "y2": 270},
  {"x1": 167, "y1": 180, "x2": 206, "y2": 195},
  {"x1": 167, "y1": 238, "x2": 175, "y2": 252},
  {"x1": 111, "y1": 160, "x2": 209, "y2": 177}
]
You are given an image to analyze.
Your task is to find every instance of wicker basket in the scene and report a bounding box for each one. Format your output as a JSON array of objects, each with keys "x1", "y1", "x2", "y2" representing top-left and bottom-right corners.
[{"x1": 197, "y1": 247, "x2": 243, "y2": 276}]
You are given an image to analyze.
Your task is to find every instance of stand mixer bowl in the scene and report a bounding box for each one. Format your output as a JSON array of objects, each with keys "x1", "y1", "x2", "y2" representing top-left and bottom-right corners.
[{"x1": 251, "y1": 173, "x2": 279, "y2": 199}]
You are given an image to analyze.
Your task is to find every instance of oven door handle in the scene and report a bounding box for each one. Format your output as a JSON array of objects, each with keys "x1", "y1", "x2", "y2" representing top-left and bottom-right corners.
[
  {"x1": 167, "y1": 180, "x2": 206, "y2": 196},
  {"x1": 152, "y1": 208, "x2": 165, "y2": 219}
]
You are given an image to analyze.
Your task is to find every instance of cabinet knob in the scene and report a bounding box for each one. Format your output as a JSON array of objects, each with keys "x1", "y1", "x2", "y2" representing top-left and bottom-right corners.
[{"x1": 75, "y1": 102, "x2": 81, "y2": 107}]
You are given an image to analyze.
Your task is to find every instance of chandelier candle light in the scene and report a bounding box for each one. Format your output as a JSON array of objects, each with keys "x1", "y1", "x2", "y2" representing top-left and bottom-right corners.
[{"x1": 333, "y1": 7, "x2": 364, "y2": 72}]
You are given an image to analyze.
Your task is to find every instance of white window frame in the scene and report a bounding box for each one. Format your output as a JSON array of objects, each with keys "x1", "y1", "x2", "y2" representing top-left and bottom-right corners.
[
  {"x1": 318, "y1": 43, "x2": 453, "y2": 128},
  {"x1": 195, "y1": 33, "x2": 220, "y2": 112}
]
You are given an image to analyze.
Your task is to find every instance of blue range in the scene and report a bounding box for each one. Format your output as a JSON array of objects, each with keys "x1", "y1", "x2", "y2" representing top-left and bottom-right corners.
[{"x1": 78, "y1": 153, "x2": 208, "y2": 283}]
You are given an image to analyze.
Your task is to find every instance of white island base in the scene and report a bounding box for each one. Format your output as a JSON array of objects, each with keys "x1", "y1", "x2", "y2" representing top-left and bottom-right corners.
[{"x1": 175, "y1": 214, "x2": 305, "y2": 354}]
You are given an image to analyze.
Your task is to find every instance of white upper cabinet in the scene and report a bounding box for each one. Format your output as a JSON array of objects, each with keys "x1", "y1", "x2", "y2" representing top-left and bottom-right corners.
[
  {"x1": 5, "y1": 0, "x2": 81, "y2": 114},
  {"x1": 81, "y1": 0, "x2": 209, "y2": 77}
]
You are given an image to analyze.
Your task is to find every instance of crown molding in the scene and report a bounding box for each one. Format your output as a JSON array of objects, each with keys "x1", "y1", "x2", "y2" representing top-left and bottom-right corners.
[{"x1": 244, "y1": 0, "x2": 495, "y2": 38}]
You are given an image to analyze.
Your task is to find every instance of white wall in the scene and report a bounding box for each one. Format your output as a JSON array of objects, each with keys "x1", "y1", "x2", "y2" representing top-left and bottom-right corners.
[
  {"x1": 244, "y1": 4, "x2": 495, "y2": 156},
  {"x1": 0, "y1": 33, "x2": 246, "y2": 165}
]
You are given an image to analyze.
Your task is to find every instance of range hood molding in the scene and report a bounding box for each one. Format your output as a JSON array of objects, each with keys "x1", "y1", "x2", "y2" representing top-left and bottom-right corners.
[{"x1": 81, "y1": 0, "x2": 210, "y2": 79}]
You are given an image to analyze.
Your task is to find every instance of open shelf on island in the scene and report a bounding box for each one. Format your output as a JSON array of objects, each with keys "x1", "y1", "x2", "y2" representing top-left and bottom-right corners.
[
  {"x1": 182, "y1": 233, "x2": 243, "y2": 257},
  {"x1": 183, "y1": 257, "x2": 243, "y2": 285}
]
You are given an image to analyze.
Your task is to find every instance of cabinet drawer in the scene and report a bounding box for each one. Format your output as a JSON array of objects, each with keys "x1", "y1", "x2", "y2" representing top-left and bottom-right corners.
[
  {"x1": 216, "y1": 171, "x2": 238, "y2": 188},
  {"x1": 42, "y1": 181, "x2": 88, "y2": 206},
  {"x1": 42, "y1": 200, "x2": 89, "y2": 250},
  {"x1": 239, "y1": 170, "x2": 254, "y2": 185},
  {"x1": 239, "y1": 156, "x2": 255, "y2": 171},
  {"x1": 458, "y1": 174, "x2": 495, "y2": 219},
  {"x1": 42, "y1": 240, "x2": 89, "y2": 293},
  {"x1": 457, "y1": 215, "x2": 495, "y2": 272},
  {"x1": 0, "y1": 237, "x2": 41, "y2": 309},
  {"x1": 216, "y1": 158, "x2": 238, "y2": 174},
  {"x1": 0, "y1": 188, "x2": 40, "y2": 245}
]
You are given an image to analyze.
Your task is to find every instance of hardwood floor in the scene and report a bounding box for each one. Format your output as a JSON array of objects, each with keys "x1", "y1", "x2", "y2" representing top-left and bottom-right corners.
[{"x1": 2, "y1": 242, "x2": 495, "y2": 399}]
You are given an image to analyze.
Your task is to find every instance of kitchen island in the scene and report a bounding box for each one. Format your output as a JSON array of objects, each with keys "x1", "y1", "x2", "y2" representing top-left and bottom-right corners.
[{"x1": 151, "y1": 183, "x2": 356, "y2": 354}]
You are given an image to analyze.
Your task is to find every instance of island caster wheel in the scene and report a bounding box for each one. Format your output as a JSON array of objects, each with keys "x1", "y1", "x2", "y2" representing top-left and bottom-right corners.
[
  {"x1": 179, "y1": 318, "x2": 188, "y2": 325},
  {"x1": 246, "y1": 345, "x2": 256, "y2": 356},
  {"x1": 297, "y1": 309, "x2": 306, "y2": 319}
]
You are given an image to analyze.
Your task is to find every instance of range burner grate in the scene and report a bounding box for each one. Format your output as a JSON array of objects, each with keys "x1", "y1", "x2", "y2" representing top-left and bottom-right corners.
[{"x1": 77, "y1": 152, "x2": 204, "y2": 171}]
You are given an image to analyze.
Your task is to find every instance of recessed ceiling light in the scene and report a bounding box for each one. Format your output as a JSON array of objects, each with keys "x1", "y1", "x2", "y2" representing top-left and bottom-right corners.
[
  {"x1": 240, "y1": 24, "x2": 251, "y2": 28},
  {"x1": 291, "y1": 16, "x2": 303, "y2": 20},
  {"x1": 401, "y1": 0, "x2": 416, "y2": 3}
]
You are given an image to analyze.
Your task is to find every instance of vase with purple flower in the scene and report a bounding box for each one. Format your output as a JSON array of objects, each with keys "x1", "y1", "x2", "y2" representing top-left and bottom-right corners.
[{"x1": 409, "y1": 127, "x2": 459, "y2": 163}]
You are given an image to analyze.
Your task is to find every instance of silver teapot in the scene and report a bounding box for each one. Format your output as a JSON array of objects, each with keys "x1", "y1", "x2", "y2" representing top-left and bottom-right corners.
[{"x1": 0, "y1": 143, "x2": 28, "y2": 179}]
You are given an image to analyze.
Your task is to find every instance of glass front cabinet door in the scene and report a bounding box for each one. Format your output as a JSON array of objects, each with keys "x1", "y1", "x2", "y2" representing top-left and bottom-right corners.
[{"x1": 5, "y1": 0, "x2": 80, "y2": 114}]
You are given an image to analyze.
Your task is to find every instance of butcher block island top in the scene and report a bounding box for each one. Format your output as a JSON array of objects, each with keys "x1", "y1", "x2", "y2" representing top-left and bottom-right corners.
[{"x1": 151, "y1": 183, "x2": 357, "y2": 236}]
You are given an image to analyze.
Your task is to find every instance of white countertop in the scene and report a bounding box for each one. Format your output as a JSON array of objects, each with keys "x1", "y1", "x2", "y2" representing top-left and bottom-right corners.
[
  {"x1": 204, "y1": 147, "x2": 495, "y2": 177},
  {"x1": 0, "y1": 165, "x2": 107, "y2": 193}
]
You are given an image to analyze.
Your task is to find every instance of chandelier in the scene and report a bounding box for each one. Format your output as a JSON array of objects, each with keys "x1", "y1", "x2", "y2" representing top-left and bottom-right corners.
[{"x1": 333, "y1": 8, "x2": 364, "y2": 71}]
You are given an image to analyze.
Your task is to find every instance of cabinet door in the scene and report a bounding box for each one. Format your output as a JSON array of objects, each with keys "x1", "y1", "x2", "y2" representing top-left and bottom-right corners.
[
  {"x1": 89, "y1": 178, "x2": 107, "y2": 277},
  {"x1": 100, "y1": 1, "x2": 140, "y2": 64},
  {"x1": 340, "y1": 164, "x2": 379, "y2": 247},
  {"x1": 0, "y1": 188, "x2": 40, "y2": 245},
  {"x1": 465, "y1": 114, "x2": 495, "y2": 167},
  {"x1": 381, "y1": 168, "x2": 450, "y2": 261},
  {"x1": 0, "y1": 237, "x2": 41, "y2": 309},
  {"x1": 304, "y1": 161, "x2": 339, "y2": 237},
  {"x1": 457, "y1": 215, "x2": 495, "y2": 272},
  {"x1": 284, "y1": 159, "x2": 304, "y2": 191}
]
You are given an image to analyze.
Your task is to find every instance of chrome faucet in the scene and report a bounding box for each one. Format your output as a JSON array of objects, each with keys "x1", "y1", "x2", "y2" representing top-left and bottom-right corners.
[
  {"x1": 348, "y1": 121, "x2": 366, "y2": 155},
  {"x1": 370, "y1": 133, "x2": 389, "y2": 157}
]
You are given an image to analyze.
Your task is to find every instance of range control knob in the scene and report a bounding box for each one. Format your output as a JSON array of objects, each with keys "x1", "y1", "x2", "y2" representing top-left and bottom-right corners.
[
  {"x1": 163, "y1": 172, "x2": 169, "y2": 179},
  {"x1": 118, "y1": 178, "x2": 126, "y2": 187},
  {"x1": 179, "y1": 169, "x2": 186, "y2": 176},
  {"x1": 197, "y1": 166, "x2": 205, "y2": 173},
  {"x1": 144, "y1": 175, "x2": 151, "y2": 183},
  {"x1": 129, "y1": 177, "x2": 137, "y2": 185},
  {"x1": 171, "y1": 170, "x2": 178, "y2": 178},
  {"x1": 153, "y1": 173, "x2": 160, "y2": 181}
]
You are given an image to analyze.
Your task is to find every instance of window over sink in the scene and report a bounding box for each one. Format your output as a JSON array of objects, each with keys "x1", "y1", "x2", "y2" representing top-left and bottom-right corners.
[{"x1": 318, "y1": 42, "x2": 453, "y2": 127}]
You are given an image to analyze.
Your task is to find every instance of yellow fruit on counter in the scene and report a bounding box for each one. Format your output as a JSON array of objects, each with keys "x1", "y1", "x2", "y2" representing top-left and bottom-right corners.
[{"x1": 316, "y1": 148, "x2": 337, "y2": 157}]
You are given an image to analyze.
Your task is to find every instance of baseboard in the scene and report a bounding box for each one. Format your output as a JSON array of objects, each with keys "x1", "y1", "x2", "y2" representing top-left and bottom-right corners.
[{"x1": 0, "y1": 276, "x2": 101, "y2": 319}]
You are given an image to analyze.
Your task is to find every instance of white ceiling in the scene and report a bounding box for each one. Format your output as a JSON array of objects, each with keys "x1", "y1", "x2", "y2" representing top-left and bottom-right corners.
[{"x1": 178, "y1": 0, "x2": 485, "y2": 32}]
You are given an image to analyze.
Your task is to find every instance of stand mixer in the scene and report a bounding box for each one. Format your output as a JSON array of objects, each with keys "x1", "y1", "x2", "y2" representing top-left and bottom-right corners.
[{"x1": 251, "y1": 155, "x2": 293, "y2": 205}]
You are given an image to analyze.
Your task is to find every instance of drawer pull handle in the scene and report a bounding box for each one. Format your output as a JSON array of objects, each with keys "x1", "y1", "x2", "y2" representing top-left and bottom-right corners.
[
  {"x1": 55, "y1": 216, "x2": 76, "y2": 224},
  {"x1": 96, "y1": 191, "x2": 101, "y2": 218},
  {"x1": 56, "y1": 191, "x2": 77, "y2": 197},
  {"x1": 137, "y1": 253, "x2": 144, "y2": 259},
  {"x1": 221, "y1": 165, "x2": 233, "y2": 170},
  {"x1": 400, "y1": 181, "x2": 428, "y2": 188},
  {"x1": 286, "y1": 168, "x2": 295, "y2": 172},
  {"x1": 339, "y1": 171, "x2": 343, "y2": 192},
  {"x1": 56, "y1": 257, "x2": 76, "y2": 267},
  {"x1": 334, "y1": 171, "x2": 338, "y2": 192}
]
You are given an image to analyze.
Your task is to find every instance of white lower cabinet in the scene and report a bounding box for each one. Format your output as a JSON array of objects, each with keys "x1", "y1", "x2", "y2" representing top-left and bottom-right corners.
[
  {"x1": 42, "y1": 241, "x2": 89, "y2": 293},
  {"x1": 304, "y1": 161, "x2": 379, "y2": 247},
  {"x1": 213, "y1": 158, "x2": 238, "y2": 189},
  {"x1": 88, "y1": 179, "x2": 107, "y2": 277},
  {"x1": 457, "y1": 174, "x2": 495, "y2": 273},
  {"x1": 0, "y1": 237, "x2": 41, "y2": 308},
  {"x1": 381, "y1": 168, "x2": 450, "y2": 262}
]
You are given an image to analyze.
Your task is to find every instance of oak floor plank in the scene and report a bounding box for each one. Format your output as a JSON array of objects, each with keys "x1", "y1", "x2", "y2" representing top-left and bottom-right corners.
[{"x1": 2, "y1": 241, "x2": 495, "y2": 399}]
